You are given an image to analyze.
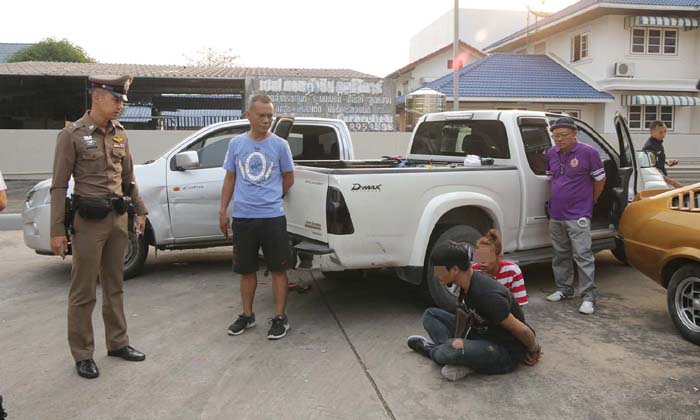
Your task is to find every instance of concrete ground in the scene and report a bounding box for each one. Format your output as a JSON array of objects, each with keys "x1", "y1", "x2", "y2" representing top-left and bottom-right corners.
[{"x1": 1, "y1": 230, "x2": 699, "y2": 420}]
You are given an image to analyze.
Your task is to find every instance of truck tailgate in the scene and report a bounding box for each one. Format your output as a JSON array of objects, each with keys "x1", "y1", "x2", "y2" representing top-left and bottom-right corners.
[{"x1": 285, "y1": 167, "x2": 329, "y2": 243}]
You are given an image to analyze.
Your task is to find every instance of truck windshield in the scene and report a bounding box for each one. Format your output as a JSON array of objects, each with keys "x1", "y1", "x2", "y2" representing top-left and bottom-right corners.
[{"x1": 410, "y1": 120, "x2": 510, "y2": 158}]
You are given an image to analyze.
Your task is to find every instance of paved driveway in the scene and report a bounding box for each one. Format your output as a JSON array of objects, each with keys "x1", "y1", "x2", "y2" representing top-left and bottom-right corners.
[{"x1": 0, "y1": 230, "x2": 698, "y2": 420}]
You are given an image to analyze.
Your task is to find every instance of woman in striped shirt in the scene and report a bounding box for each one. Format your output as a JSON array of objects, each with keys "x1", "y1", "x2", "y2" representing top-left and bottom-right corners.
[{"x1": 472, "y1": 229, "x2": 528, "y2": 306}]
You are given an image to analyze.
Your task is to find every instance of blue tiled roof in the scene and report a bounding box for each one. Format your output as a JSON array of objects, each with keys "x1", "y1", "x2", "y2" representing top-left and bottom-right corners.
[
  {"x1": 0, "y1": 43, "x2": 33, "y2": 63},
  {"x1": 486, "y1": 0, "x2": 700, "y2": 51},
  {"x1": 397, "y1": 54, "x2": 613, "y2": 104}
]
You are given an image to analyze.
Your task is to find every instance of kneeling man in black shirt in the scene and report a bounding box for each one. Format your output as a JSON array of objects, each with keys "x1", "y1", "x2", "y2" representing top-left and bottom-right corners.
[{"x1": 408, "y1": 241, "x2": 542, "y2": 380}]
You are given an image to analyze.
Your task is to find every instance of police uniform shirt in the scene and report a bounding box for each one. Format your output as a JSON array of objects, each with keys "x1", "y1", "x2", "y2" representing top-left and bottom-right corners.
[{"x1": 49, "y1": 112, "x2": 147, "y2": 237}]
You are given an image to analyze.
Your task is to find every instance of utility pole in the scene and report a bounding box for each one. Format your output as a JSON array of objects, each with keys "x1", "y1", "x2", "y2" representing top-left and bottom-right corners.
[{"x1": 453, "y1": 0, "x2": 459, "y2": 111}]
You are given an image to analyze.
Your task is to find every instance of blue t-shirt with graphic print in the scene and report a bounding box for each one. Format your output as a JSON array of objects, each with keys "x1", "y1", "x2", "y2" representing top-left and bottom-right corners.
[{"x1": 223, "y1": 132, "x2": 294, "y2": 218}]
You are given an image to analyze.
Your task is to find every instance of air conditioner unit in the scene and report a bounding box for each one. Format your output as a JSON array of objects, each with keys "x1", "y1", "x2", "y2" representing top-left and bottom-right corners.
[
  {"x1": 419, "y1": 77, "x2": 434, "y2": 85},
  {"x1": 614, "y1": 62, "x2": 635, "y2": 77}
]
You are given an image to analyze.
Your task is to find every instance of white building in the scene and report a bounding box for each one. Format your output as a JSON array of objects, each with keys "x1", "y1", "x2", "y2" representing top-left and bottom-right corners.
[
  {"x1": 409, "y1": 8, "x2": 528, "y2": 60},
  {"x1": 485, "y1": 0, "x2": 700, "y2": 165},
  {"x1": 386, "y1": 41, "x2": 485, "y2": 97}
]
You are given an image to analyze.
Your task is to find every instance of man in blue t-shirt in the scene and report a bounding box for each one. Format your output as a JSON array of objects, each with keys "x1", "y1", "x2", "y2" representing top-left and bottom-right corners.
[{"x1": 219, "y1": 94, "x2": 295, "y2": 340}]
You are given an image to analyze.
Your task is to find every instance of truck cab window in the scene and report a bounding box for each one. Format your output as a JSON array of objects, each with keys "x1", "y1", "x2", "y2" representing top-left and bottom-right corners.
[
  {"x1": 183, "y1": 127, "x2": 248, "y2": 169},
  {"x1": 410, "y1": 120, "x2": 510, "y2": 158},
  {"x1": 289, "y1": 125, "x2": 340, "y2": 160},
  {"x1": 571, "y1": 127, "x2": 609, "y2": 161},
  {"x1": 519, "y1": 124, "x2": 552, "y2": 175}
]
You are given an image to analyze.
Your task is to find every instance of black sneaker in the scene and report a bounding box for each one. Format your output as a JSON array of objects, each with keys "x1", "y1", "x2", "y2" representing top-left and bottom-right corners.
[
  {"x1": 267, "y1": 315, "x2": 290, "y2": 340},
  {"x1": 407, "y1": 335, "x2": 435, "y2": 358},
  {"x1": 0, "y1": 395, "x2": 7, "y2": 419},
  {"x1": 228, "y1": 313, "x2": 256, "y2": 336}
]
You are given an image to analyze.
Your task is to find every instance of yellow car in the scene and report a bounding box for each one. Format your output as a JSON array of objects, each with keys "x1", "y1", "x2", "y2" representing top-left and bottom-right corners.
[{"x1": 618, "y1": 183, "x2": 700, "y2": 345}]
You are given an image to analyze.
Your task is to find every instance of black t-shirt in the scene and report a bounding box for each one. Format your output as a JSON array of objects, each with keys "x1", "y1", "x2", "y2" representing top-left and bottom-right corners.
[
  {"x1": 462, "y1": 270, "x2": 532, "y2": 355},
  {"x1": 642, "y1": 136, "x2": 667, "y2": 175}
]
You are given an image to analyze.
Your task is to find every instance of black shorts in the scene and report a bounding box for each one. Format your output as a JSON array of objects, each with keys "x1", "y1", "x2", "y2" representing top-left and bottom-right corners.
[{"x1": 231, "y1": 216, "x2": 291, "y2": 274}]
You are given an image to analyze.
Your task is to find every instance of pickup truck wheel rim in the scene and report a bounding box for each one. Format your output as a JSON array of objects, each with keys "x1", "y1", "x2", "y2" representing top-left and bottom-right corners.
[{"x1": 675, "y1": 276, "x2": 700, "y2": 333}]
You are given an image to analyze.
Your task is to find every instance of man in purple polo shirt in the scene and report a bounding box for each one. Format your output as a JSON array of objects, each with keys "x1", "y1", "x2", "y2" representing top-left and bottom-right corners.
[{"x1": 544, "y1": 117, "x2": 606, "y2": 315}]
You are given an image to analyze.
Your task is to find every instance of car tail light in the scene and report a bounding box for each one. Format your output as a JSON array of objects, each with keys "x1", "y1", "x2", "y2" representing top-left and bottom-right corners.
[{"x1": 326, "y1": 186, "x2": 354, "y2": 235}]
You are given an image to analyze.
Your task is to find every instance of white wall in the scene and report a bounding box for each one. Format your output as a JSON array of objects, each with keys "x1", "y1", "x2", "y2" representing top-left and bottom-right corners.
[
  {"x1": 520, "y1": 15, "x2": 700, "y2": 81},
  {"x1": 543, "y1": 15, "x2": 609, "y2": 81},
  {"x1": 0, "y1": 130, "x2": 194, "y2": 178},
  {"x1": 0, "y1": 130, "x2": 413, "y2": 178},
  {"x1": 507, "y1": 13, "x2": 700, "y2": 160},
  {"x1": 409, "y1": 9, "x2": 527, "y2": 61},
  {"x1": 410, "y1": 12, "x2": 453, "y2": 62}
]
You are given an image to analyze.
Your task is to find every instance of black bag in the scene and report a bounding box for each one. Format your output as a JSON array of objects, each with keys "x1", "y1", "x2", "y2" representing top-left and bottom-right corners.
[
  {"x1": 454, "y1": 288, "x2": 473, "y2": 339},
  {"x1": 75, "y1": 197, "x2": 112, "y2": 220},
  {"x1": 453, "y1": 287, "x2": 492, "y2": 339},
  {"x1": 454, "y1": 302, "x2": 471, "y2": 339}
]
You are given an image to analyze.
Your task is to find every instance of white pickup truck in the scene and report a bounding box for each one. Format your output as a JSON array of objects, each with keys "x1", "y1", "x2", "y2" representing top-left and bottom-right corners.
[
  {"x1": 22, "y1": 116, "x2": 353, "y2": 279},
  {"x1": 284, "y1": 110, "x2": 664, "y2": 309}
]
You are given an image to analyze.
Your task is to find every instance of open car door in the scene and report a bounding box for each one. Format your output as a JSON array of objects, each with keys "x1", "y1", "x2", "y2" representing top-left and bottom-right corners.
[
  {"x1": 612, "y1": 112, "x2": 637, "y2": 225},
  {"x1": 272, "y1": 116, "x2": 295, "y2": 140}
]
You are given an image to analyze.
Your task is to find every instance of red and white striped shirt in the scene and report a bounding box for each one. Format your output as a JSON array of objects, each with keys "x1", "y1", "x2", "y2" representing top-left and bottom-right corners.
[{"x1": 471, "y1": 260, "x2": 528, "y2": 306}]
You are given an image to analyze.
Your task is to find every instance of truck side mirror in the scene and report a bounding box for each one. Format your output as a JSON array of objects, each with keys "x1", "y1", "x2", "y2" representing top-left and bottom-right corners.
[
  {"x1": 175, "y1": 151, "x2": 200, "y2": 170},
  {"x1": 635, "y1": 150, "x2": 657, "y2": 168}
]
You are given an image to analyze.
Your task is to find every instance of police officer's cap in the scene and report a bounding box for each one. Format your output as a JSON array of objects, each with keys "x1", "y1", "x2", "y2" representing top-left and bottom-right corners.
[
  {"x1": 549, "y1": 116, "x2": 577, "y2": 132},
  {"x1": 89, "y1": 74, "x2": 132, "y2": 102}
]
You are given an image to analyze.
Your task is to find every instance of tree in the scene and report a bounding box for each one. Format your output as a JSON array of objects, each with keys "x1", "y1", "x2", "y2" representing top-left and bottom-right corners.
[
  {"x1": 8, "y1": 38, "x2": 95, "y2": 63},
  {"x1": 184, "y1": 47, "x2": 239, "y2": 67}
]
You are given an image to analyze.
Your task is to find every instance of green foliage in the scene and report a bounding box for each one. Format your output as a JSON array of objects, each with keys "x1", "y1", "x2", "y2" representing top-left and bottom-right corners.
[{"x1": 8, "y1": 38, "x2": 95, "y2": 63}]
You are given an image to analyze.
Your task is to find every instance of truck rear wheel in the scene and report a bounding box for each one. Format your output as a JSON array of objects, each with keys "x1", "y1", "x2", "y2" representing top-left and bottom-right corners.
[{"x1": 423, "y1": 225, "x2": 482, "y2": 312}]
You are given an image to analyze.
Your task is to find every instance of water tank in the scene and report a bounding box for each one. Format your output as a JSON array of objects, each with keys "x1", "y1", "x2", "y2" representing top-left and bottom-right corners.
[{"x1": 405, "y1": 88, "x2": 446, "y2": 131}]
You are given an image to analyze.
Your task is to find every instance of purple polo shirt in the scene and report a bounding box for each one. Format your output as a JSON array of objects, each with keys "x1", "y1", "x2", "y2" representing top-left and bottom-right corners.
[{"x1": 546, "y1": 142, "x2": 605, "y2": 220}]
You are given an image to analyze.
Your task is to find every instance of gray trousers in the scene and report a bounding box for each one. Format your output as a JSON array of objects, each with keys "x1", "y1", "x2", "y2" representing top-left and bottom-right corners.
[{"x1": 549, "y1": 218, "x2": 598, "y2": 302}]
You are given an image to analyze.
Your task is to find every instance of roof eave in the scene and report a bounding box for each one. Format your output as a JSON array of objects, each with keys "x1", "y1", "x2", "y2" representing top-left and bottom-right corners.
[
  {"x1": 385, "y1": 41, "x2": 485, "y2": 79},
  {"x1": 446, "y1": 96, "x2": 614, "y2": 103},
  {"x1": 485, "y1": 2, "x2": 700, "y2": 52}
]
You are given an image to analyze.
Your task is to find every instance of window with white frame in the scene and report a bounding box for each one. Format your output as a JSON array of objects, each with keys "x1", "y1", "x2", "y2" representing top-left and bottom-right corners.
[
  {"x1": 547, "y1": 109, "x2": 581, "y2": 119},
  {"x1": 628, "y1": 105, "x2": 674, "y2": 130},
  {"x1": 571, "y1": 32, "x2": 589, "y2": 62},
  {"x1": 631, "y1": 28, "x2": 678, "y2": 55}
]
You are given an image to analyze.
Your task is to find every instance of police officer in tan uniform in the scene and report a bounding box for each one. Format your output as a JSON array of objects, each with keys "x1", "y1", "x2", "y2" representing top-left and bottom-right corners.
[{"x1": 50, "y1": 75, "x2": 147, "y2": 379}]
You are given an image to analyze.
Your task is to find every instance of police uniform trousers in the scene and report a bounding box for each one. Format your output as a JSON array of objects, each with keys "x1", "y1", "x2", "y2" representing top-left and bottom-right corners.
[{"x1": 68, "y1": 211, "x2": 130, "y2": 361}]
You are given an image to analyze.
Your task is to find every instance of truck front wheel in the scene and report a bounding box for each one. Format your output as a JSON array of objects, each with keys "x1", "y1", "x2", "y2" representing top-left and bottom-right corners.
[
  {"x1": 124, "y1": 228, "x2": 148, "y2": 280},
  {"x1": 423, "y1": 225, "x2": 482, "y2": 312}
]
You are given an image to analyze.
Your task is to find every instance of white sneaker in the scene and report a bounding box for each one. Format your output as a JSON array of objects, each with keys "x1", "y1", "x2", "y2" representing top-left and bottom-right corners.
[
  {"x1": 441, "y1": 365, "x2": 471, "y2": 381},
  {"x1": 546, "y1": 291, "x2": 568, "y2": 302},
  {"x1": 579, "y1": 301, "x2": 595, "y2": 315}
]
